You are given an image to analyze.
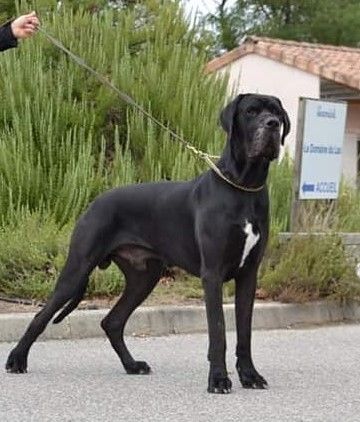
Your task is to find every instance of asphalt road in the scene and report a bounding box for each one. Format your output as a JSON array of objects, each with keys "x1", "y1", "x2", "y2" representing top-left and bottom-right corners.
[{"x1": 0, "y1": 324, "x2": 359, "y2": 422}]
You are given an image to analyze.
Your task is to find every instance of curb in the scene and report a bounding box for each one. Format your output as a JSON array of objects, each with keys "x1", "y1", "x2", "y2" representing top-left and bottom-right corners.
[{"x1": 0, "y1": 301, "x2": 359, "y2": 343}]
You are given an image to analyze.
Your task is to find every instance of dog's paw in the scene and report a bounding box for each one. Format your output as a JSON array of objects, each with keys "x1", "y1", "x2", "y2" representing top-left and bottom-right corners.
[
  {"x1": 208, "y1": 369, "x2": 232, "y2": 394},
  {"x1": 237, "y1": 367, "x2": 268, "y2": 389},
  {"x1": 5, "y1": 350, "x2": 28, "y2": 374},
  {"x1": 125, "y1": 361, "x2": 151, "y2": 375}
]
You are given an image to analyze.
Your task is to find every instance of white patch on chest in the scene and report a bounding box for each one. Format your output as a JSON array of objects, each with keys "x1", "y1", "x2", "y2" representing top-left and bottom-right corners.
[{"x1": 239, "y1": 220, "x2": 260, "y2": 268}]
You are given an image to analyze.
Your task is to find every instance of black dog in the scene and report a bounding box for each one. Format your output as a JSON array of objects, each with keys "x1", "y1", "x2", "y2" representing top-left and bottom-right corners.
[{"x1": 6, "y1": 93, "x2": 290, "y2": 394}]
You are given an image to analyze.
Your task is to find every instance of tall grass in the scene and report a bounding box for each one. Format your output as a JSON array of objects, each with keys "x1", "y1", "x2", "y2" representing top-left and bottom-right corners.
[
  {"x1": 0, "y1": 2, "x2": 227, "y2": 226},
  {"x1": 267, "y1": 156, "x2": 360, "y2": 233},
  {"x1": 268, "y1": 154, "x2": 293, "y2": 232},
  {"x1": 0, "y1": 2, "x2": 359, "y2": 301},
  {"x1": 0, "y1": 2, "x2": 227, "y2": 299},
  {"x1": 259, "y1": 234, "x2": 360, "y2": 302},
  {"x1": 2, "y1": 3, "x2": 358, "y2": 232}
]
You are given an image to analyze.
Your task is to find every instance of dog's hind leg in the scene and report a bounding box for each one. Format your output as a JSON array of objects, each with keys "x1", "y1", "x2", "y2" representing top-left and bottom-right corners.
[
  {"x1": 5, "y1": 259, "x2": 92, "y2": 374},
  {"x1": 101, "y1": 258, "x2": 163, "y2": 375}
]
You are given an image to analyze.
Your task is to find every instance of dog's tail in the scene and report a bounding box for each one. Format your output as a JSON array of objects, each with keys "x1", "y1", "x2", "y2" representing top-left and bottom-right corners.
[{"x1": 52, "y1": 282, "x2": 88, "y2": 324}]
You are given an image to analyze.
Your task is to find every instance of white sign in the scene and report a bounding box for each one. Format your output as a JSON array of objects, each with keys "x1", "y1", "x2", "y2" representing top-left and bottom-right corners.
[{"x1": 298, "y1": 98, "x2": 347, "y2": 200}]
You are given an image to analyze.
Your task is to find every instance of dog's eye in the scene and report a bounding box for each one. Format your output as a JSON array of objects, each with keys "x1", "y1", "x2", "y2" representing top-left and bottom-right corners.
[{"x1": 247, "y1": 108, "x2": 259, "y2": 116}]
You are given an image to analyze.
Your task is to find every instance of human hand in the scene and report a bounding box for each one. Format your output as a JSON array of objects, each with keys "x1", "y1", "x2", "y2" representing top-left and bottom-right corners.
[{"x1": 10, "y1": 11, "x2": 39, "y2": 40}]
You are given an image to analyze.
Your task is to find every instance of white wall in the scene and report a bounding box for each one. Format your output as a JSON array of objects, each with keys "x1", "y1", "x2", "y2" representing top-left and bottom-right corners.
[{"x1": 217, "y1": 53, "x2": 320, "y2": 158}]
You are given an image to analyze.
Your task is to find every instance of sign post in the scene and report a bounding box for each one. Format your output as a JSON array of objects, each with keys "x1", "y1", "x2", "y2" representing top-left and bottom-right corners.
[{"x1": 290, "y1": 98, "x2": 347, "y2": 231}]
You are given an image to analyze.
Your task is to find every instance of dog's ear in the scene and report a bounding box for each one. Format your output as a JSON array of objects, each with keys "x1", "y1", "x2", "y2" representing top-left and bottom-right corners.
[
  {"x1": 273, "y1": 97, "x2": 290, "y2": 145},
  {"x1": 281, "y1": 108, "x2": 290, "y2": 145},
  {"x1": 219, "y1": 94, "x2": 247, "y2": 139}
]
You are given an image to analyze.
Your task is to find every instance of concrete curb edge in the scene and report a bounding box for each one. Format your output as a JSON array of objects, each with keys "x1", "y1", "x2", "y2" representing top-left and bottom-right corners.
[{"x1": 0, "y1": 301, "x2": 359, "y2": 343}]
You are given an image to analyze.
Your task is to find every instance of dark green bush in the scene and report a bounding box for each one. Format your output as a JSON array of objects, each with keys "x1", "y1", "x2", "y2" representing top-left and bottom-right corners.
[
  {"x1": 259, "y1": 234, "x2": 360, "y2": 302},
  {"x1": 1, "y1": 3, "x2": 360, "y2": 303}
]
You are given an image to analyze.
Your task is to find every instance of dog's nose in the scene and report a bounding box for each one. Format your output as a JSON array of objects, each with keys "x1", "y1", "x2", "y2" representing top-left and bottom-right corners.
[{"x1": 265, "y1": 117, "x2": 280, "y2": 129}]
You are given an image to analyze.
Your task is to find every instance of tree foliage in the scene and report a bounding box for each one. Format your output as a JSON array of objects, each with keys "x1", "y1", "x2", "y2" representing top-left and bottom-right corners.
[
  {"x1": 205, "y1": 0, "x2": 360, "y2": 55},
  {"x1": 0, "y1": 0, "x2": 141, "y2": 22}
]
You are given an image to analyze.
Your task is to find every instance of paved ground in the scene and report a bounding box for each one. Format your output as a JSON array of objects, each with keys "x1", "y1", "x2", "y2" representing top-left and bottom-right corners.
[{"x1": 1, "y1": 324, "x2": 359, "y2": 422}]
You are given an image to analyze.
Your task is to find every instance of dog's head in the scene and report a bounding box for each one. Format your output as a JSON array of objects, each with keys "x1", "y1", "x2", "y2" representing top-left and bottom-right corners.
[{"x1": 220, "y1": 93, "x2": 290, "y2": 161}]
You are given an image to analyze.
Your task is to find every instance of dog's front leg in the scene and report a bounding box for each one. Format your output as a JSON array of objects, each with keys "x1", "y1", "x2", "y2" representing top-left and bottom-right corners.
[
  {"x1": 202, "y1": 276, "x2": 232, "y2": 394},
  {"x1": 235, "y1": 268, "x2": 268, "y2": 389}
]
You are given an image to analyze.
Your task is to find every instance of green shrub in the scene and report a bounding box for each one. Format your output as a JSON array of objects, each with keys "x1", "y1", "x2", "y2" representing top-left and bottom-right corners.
[
  {"x1": 88, "y1": 264, "x2": 125, "y2": 298},
  {"x1": 267, "y1": 157, "x2": 360, "y2": 233},
  {"x1": 268, "y1": 154, "x2": 293, "y2": 232},
  {"x1": 1, "y1": 3, "x2": 360, "y2": 304},
  {"x1": 0, "y1": 212, "x2": 126, "y2": 299},
  {"x1": 259, "y1": 234, "x2": 360, "y2": 302},
  {"x1": 0, "y1": 2, "x2": 227, "y2": 227},
  {"x1": 0, "y1": 213, "x2": 69, "y2": 299}
]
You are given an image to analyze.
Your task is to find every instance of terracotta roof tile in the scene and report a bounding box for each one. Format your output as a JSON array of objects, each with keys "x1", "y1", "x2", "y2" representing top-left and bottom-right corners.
[{"x1": 205, "y1": 36, "x2": 360, "y2": 90}]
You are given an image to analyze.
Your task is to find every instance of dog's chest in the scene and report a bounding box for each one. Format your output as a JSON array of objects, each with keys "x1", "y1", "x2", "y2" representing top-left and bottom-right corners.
[{"x1": 239, "y1": 220, "x2": 260, "y2": 268}]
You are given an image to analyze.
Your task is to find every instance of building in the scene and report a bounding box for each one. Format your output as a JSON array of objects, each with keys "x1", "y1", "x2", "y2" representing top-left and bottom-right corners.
[{"x1": 206, "y1": 36, "x2": 360, "y2": 184}]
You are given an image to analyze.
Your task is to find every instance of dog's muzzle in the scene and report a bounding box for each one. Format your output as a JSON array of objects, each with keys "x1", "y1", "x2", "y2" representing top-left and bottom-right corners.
[{"x1": 249, "y1": 117, "x2": 281, "y2": 160}]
